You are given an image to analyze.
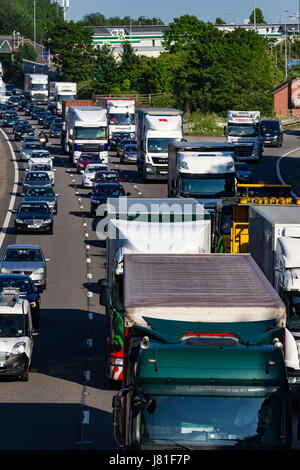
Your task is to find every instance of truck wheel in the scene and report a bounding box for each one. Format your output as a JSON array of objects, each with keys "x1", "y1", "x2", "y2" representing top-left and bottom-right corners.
[{"x1": 20, "y1": 367, "x2": 29, "y2": 381}]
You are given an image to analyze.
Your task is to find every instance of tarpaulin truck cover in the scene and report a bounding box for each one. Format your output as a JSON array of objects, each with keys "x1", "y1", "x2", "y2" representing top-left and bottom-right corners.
[{"x1": 123, "y1": 253, "x2": 286, "y2": 328}]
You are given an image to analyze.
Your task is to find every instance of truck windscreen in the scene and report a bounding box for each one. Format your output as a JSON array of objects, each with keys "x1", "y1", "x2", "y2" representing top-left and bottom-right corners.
[
  {"x1": 148, "y1": 138, "x2": 180, "y2": 153},
  {"x1": 138, "y1": 391, "x2": 287, "y2": 449},
  {"x1": 228, "y1": 124, "x2": 258, "y2": 137},
  {"x1": 31, "y1": 84, "x2": 47, "y2": 91},
  {"x1": 0, "y1": 314, "x2": 27, "y2": 337},
  {"x1": 109, "y1": 114, "x2": 135, "y2": 125},
  {"x1": 180, "y1": 175, "x2": 235, "y2": 198},
  {"x1": 74, "y1": 128, "x2": 106, "y2": 140},
  {"x1": 287, "y1": 294, "x2": 300, "y2": 330},
  {"x1": 58, "y1": 95, "x2": 76, "y2": 101}
]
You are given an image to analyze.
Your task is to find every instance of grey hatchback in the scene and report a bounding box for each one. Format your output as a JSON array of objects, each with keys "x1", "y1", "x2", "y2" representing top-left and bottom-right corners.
[{"x1": 0, "y1": 244, "x2": 50, "y2": 291}]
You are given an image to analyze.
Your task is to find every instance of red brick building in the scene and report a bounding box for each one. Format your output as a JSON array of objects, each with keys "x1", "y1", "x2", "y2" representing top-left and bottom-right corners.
[{"x1": 274, "y1": 77, "x2": 300, "y2": 117}]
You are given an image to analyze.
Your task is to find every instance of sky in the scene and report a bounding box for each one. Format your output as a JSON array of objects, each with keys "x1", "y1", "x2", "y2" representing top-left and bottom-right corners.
[{"x1": 66, "y1": 0, "x2": 300, "y2": 25}]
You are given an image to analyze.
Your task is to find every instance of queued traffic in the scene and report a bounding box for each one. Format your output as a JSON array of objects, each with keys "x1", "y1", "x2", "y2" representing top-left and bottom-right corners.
[{"x1": 1, "y1": 72, "x2": 300, "y2": 452}]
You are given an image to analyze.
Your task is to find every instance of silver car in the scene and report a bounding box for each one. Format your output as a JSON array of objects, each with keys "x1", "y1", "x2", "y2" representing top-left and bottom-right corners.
[
  {"x1": 20, "y1": 142, "x2": 44, "y2": 161},
  {"x1": 0, "y1": 244, "x2": 50, "y2": 291}
]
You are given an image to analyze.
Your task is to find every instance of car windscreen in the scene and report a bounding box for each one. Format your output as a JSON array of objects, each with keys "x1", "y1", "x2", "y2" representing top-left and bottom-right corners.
[
  {"x1": 30, "y1": 152, "x2": 51, "y2": 158},
  {"x1": 4, "y1": 248, "x2": 43, "y2": 262},
  {"x1": 23, "y1": 144, "x2": 43, "y2": 149},
  {"x1": 25, "y1": 173, "x2": 50, "y2": 181},
  {"x1": 18, "y1": 204, "x2": 50, "y2": 214},
  {"x1": 93, "y1": 186, "x2": 125, "y2": 196},
  {"x1": 26, "y1": 187, "x2": 54, "y2": 197},
  {"x1": 0, "y1": 277, "x2": 33, "y2": 295},
  {"x1": 95, "y1": 172, "x2": 119, "y2": 181},
  {"x1": 32, "y1": 165, "x2": 51, "y2": 171},
  {"x1": 0, "y1": 314, "x2": 27, "y2": 337},
  {"x1": 86, "y1": 166, "x2": 107, "y2": 173}
]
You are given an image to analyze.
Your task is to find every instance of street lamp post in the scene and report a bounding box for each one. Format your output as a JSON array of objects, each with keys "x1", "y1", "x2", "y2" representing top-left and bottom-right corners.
[
  {"x1": 34, "y1": 0, "x2": 36, "y2": 47},
  {"x1": 283, "y1": 10, "x2": 290, "y2": 78}
]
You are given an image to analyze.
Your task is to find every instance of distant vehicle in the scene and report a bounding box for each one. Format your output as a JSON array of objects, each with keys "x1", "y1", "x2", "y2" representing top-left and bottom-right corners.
[
  {"x1": 0, "y1": 274, "x2": 40, "y2": 328},
  {"x1": 2, "y1": 110, "x2": 18, "y2": 127},
  {"x1": 89, "y1": 182, "x2": 128, "y2": 217},
  {"x1": 110, "y1": 132, "x2": 131, "y2": 151},
  {"x1": 22, "y1": 186, "x2": 59, "y2": 214},
  {"x1": 31, "y1": 107, "x2": 44, "y2": 120},
  {"x1": 81, "y1": 163, "x2": 109, "y2": 188},
  {"x1": 92, "y1": 170, "x2": 122, "y2": 186},
  {"x1": 22, "y1": 171, "x2": 52, "y2": 191},
  {"x1": 13, "y1": 202, "x2": 53, "y2": 235},
  {"x1": 37, "y1": 112, "x2": 52, "y2": 126},
  {"x1": 260, "y1": 119, "x2": 283, "y2": 147},
  {"x1": 20, "y1": 141, "x2": 44, "y2": 161},
  {"x1": 119, "y1": 142, "x2": 138, "y2": 164},
  {"x1": 43, "y1": 115, "x2": 57, "y2": 129},
  {"x1": 28, "y1": 150, "x2": 53, "y2": 170},
  {"x1": 116, "y1": 139, "x2": 137, "y2": 157},
  {"x1": 234, "y1": 161, "x2": 253, "y2": 183},
  {"x1": 14, "y1": 124, "x2": 34, "y2": 141},
  {"x1": 28, "y1": 162, "x2": 55, "y2": 185},
  {"x1": 49, "y1": 123, "x2": 62, "y2": 138},
  {"x1": 76, "y1": 153, "x2": 101, "y2": 174},
  {"x1": 0, "y1": 244, "x2": 50, "y2": 291},
  {"x1": 13, "y1": 119, "x2": 30, "y2": 132}
]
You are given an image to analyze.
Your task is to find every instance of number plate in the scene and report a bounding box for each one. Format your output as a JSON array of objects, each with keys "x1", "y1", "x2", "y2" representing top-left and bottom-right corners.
[{"x1": 28, "y1": 225, "x2": 40, "y2": 228}]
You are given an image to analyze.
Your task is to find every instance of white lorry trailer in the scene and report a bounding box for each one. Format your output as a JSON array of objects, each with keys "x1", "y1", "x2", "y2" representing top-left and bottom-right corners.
[
  {"x1": 226, "y1": 110, "x2": 263, "y2": 162},
  {"x1": 136, "y1": 108, "x2": 183, "y2": 181},
  {"x1": 24, "y1": 74, "x2": 48, "y2": 104},
  {"x1": 98, "y1": 198, "x2": 211, "y2": 386},
  {"x1": 67, "y1": 106, "x2": 108, "y2": 165},
  {"x1": 49, "y1": 82, "x2": 77, "y2": 116},
  {"x1": 98, "y1": 97, "x2": 135, "y2": 146},
  {"x1": 168, "y1": 141, "x2": 237, "y2": 213},
  {"x1": 248, "y1": 204, "x2": 300, "y2": 391}
]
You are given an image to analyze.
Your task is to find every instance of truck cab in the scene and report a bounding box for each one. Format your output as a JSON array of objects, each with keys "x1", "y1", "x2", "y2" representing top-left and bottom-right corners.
[
  {"x1": 50, "y1": 82, "x2": 77, "y2": 116},
  {"x1": 168, "y1": 142, "x2": 237, "y2": 214},
  {"x1": 24, "y1": 74, "x2": 48, "y2": 104},
  {"x1": 226, "y1": 111, "x2": 263, "y2": 162},
  {"x1": 98, "y1": 98, "x2": 135, "y2": 147}
]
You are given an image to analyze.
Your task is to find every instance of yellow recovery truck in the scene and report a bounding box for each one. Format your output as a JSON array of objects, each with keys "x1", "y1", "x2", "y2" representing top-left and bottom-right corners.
[{"x1": 214, "y1": 183, "x2": 300, "y2": 253}]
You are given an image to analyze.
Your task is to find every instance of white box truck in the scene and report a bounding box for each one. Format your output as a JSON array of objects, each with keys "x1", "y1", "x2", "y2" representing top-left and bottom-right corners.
[
  {"x1": 248, "y1": 204, "x2": 300, "y2": 391},
  {"x1": 67, "y1": 106, "x2": 108, "y2": 165},
  {"x1": 226, "y1": 110, "x2": 263, "y2": 162},
  {"x1": 24, "y1": 74, "x2": 48, "y2": 103},
  {"x1": 168, "y1": 141, "x2": 237, "y2": 213},
  {"x1": 98, "y1": 97, "x2": 135, "y2": 145},
  {"x1": 98, "y1": 198, "x2": 211, "y2": 386},
  {"x1": 136, "y1": 108, "x2": 183, "y2": 181},
  {"x1": 49, "y1": 82, "x2": 77, "y2": 116}
]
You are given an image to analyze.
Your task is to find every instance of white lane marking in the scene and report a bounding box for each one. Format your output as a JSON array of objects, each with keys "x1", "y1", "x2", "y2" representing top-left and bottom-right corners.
[
  {"x1": 0, "y1": 128, "x2": 18, "y2": 249},
  {"x1": 276, "y1": 147, "x2": 300, "y2": 198},
  {"x1": 81, "y1": 411, "x2": 90, "y2": 424}
]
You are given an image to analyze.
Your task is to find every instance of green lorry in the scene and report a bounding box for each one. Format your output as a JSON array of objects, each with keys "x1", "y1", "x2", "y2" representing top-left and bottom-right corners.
[{"x1": 111, "y1": 253, "x2": 292, "y2": 450}]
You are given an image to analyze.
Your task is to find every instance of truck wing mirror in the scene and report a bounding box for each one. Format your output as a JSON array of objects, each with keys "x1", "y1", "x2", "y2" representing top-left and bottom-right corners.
[
  {"x1": 98, "y1": 278, "x2": 109, "y2": 306},
  {"x1": 224, "y1": 125, "x2": 227, "y2": 136}
]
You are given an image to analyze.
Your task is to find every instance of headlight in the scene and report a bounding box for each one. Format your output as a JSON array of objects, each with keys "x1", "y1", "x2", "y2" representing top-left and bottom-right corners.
[
  {"x1": 15, "y1": 218, "x2": 24, "y2": 223},
  {"x1": 30, "y1": 302, "x2": 37, "y2": 308},
  {"x1": 0, "y1": 268, "x2": 10, "y2": 273},
  {"x1": 43, "y1": 219, "x2": 52, "y2": 224},
  {"x1": 145, "y1": 164, "x2": 156, "y2": 174},
  {"x1": 11, "y1": 341, "x2": 26, "y2": 355},
  {"x1": 34, "y1": 268, "x2": 45, "y2": 274},
  {"x1": 288, "y1": 376, "x2": 300, "y2": 384}
]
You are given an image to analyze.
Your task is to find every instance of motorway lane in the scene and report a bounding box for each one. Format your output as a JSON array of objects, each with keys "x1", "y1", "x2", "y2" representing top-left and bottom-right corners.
[{"x1": 0, "y1": 116, "x2": 299, "y2": 450}]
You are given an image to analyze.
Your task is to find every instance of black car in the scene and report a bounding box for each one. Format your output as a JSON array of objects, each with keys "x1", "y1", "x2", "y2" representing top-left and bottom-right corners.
[
  {"x1": 110, "y1": 132, "x2": 131, "y2": 151},
  {"x1": 18, "y1": 99, "x2": 30, "y2": 111},
  {"x1": 38, "y1": 112, "x2": 52, "y2": 126},
  {"x1": 0, "y1": 104, "x2": 15, "y2": 118},
  {"x1": 14, "y1": 124, "x2": 35, "y2": 141},
  {"x1": 234, "y1": 162, "x2": 253, "y2": 183},
  {"x1": 22, "y1": 171, "x2": 52, "y2": 192},
  {"x1": 43, "y1": 115, "x2": 56, "y2": 129},
  {"x1": 0, "y1": 274, "x2": 40, "y2": 328},
  {"x1": 116, "y1": 138, "x2": 137, "y2": 157},
  {"x1": 22, "y1": 186, "x2": 59, "y2": 214},
  {"x1": 24, "y1": 103, "x2": 36, "y2": 116},
  {"x1": 260, "y1": 119, "x2": 283, "y2": 148},
  {"x1": 13, "y1": 201, "x2": 53, "y2": 234},
  {"x1": 49, "y1": 123, "x2": 62, "y2": 138},
  {"x1": 13, "y1": 118, "x2": 30, "y2": 132},
  {"x1": 89, "y1": 183, "x2": 128, "y2": 217},
  {"x1": 31, "y1": 107, "x2": 45, "y2": 120}
]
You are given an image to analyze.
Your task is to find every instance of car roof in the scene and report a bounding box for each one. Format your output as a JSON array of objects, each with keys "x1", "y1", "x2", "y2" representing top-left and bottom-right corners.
[
  {"x1": 5, "y1": 244, "x2": 42, "y2": 250},
  {"x1": 95, "y1": 170, "x2": 118, "y2": 174}
]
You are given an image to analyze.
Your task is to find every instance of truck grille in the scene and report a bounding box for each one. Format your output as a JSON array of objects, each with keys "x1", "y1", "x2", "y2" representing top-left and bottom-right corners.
[
  {"x1": 34, "y1": 94, "x2": 47, "y2": 100},
  {"x1": 77, "y1": 144, "x2": 105, "y2": 152},
  {"x1": 152, "y1": 157, "x2": 168, "y2": 165},
  {"x1": 234, "y1": 145, "x2": 253, "y2": 157}
]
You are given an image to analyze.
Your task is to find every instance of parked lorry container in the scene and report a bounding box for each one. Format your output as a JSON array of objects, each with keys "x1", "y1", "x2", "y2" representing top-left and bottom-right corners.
[
  {"x1": 98, "y1": 97, "x2": 135, "y2": 146},
  {"x1": 98, "y1": 198, "x2": 211, "y2": 387},
  {"x1": 24, "y1": 74, "x2": 48, "y2": 104},
  {"x1": 111, "y1": 253, "x2": 292, "y2": 450},
  {"x1": 248, "y1": 205, "x2": 300, "y2": 391},
  {"x1": 136, "y1": 108, "x2": 183, "y2": 181},
  {"x1": 226, "y1": 111, "x2": 263, "y2": 162},
  {"x1": 168, "y1": 141, "x2": 237, "y2": 213},
  {"x1": 66, "y1": 106, "x2": 108, "y2": 165},
  {"x1": 49, "y1": 82, "x2": 77, "y2": 116}
]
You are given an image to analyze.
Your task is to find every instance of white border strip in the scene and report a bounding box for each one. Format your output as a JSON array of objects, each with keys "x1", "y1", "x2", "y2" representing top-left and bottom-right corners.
[
  {"x1": 276, "y1": 147, "x2": 300, "y2": 198},
  {"x1": 0, "y1": 128, "x2": 18, "y2": 249}
]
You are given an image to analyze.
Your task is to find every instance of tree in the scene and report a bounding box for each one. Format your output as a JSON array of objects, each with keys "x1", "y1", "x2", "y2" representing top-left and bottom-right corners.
[
  {"x1": 92, "y1": 45, "x2": 120, "y2": 94},
  {"x1": 249, "y1": 8, "x2": 266, "y2": 24},
  {"x1": 215, "y1": 17, "x2": 226, "y2": 25},
  {"x1": 118, "y1": 42, "x2": 139, "y2": 90},
  {"x1": 78, "y1": 12, "x2": 164, "y2": 26}
]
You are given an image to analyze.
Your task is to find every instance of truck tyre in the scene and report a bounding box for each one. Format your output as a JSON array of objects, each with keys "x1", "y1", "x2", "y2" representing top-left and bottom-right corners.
[{"x1": 20, "y1": 367, "x2": 29, "y2": 381}]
